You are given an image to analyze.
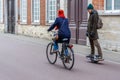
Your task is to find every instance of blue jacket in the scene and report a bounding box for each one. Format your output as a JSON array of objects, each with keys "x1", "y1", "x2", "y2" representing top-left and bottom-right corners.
[{"x1": 48, "y1": 17, "x2": 71, "y2": 38}]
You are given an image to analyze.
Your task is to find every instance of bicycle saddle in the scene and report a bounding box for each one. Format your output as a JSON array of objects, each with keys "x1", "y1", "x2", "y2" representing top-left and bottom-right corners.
[{"x1": 62, "y1": 38, "x2": 68, "y2": 41}]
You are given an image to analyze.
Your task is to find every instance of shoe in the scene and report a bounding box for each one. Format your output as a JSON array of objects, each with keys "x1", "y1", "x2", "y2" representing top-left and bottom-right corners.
[
  {"x1": 65, "y1": 58, "x2": 70, "y2": 63},
  {"x1": 86, "y1": 54, "x2": 94, "y2": 58},
  {"x1": 96, "y1": 55, "x2": 104, "y2": 61},
  {"x1": 66, "y1": 55, "x2": 72, "y2": 61}
]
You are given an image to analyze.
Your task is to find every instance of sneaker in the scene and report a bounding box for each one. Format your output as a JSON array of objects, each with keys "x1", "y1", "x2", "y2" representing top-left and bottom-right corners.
[
  {"x1": 67, "y1": 55, "x2": 72, "y2": 61},
  {"x1": 96, "y1": 55, "x2": 104, "y2": 61},
  {"x1": 86, "y1": 54, "x2": 94, "y2": 58},
  {"x1": 65, "y1": 58, "x2": 70, "y2": 63}
]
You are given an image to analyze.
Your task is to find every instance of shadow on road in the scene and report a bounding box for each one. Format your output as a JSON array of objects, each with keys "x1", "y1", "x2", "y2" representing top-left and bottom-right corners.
[{"x1": 86, "y1": 61, "x2": 105, "y2": 65}]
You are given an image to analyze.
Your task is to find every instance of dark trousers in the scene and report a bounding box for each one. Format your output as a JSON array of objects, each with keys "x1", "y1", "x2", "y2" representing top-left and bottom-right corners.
[
  {"x1": 54, "y1": 38, "x2": 70, "y2": 56},
  {"x1": 89, "y1": 38, "x2": 103, "y2": 58}
]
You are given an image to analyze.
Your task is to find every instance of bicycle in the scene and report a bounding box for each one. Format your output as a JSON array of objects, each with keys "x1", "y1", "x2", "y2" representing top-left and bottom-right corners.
[{"x1": 46, "y1": 31, "x2": 74, "y2": 70}]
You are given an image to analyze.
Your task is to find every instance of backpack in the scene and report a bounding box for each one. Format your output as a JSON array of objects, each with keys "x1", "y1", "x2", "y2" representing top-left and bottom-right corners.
[{"x1": 97, "y1": 17, "x2": 103, "y2": 29}]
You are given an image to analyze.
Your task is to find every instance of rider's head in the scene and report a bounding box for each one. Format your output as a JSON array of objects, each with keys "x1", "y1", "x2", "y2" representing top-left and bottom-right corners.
[{"x1": 58, "y1": 9, "x2": 65, "y2": 18}]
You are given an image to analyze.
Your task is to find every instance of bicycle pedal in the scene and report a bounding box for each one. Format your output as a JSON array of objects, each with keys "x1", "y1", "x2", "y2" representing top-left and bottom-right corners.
[
  {"x1": 59, "y1": 56, "x2": 64, "y2": 60},
  {"x1": 69, "y1": 58, "x2": 72, "y2": 61},
  {"x1": 66, "y1": 56, "x2": 72, "y2": 60},
  {"x1": 65, "y1": 59, "x2": 70, "y2": 63}
]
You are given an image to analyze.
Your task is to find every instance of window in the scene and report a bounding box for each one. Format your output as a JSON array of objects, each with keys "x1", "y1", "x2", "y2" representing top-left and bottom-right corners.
[
  {"x1": 106, "y1": 0, "x2": 112, "y2": 10},
  {"x1": 20, "y1": 0, "x2": 27, "y2": 23},
  {"x1": 47, "y1": 0, "x2": 57, "y2": 23},
  {"x1": 114, "y1": 0, "x2": 120, "y2": 10},
  {"x1": 0, "y1": 0, "x2": 3, "y2": 23},
  {"x1": 32, "y1": 0, "x2": 40, "y2": 23},
  {"x1": 106, "y1": 0, "x2": 120, "y2": 11}
]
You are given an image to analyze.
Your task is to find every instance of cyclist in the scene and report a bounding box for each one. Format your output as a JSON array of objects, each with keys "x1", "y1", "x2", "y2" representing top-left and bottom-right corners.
[{"x1": 47, "y1": 9, "x2": 71, "y2": 57}]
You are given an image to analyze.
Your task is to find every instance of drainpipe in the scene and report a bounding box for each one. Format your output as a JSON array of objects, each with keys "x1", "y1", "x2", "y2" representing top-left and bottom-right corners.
[{"x1": 76, "y1": 0, "x2": 80, "y2": 44}]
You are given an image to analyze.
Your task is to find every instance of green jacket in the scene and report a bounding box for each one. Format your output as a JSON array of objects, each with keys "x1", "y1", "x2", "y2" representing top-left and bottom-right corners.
[{"x1": 87, "y1": 10, "x2": 99, "y2": 40}]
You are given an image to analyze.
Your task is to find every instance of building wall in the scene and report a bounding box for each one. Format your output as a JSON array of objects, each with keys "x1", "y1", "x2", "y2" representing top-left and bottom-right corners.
[
  {"x1": 16, "y1": 0, "x2": 49, "y2": 39},
  {"x1": 99, "y1": 16, "x2": 120, "y2": 52},
  {"x1": 0, "y1": 24, "x2": 4, "y2": 33},
  {"x1": 18, "y1": 0, "x2": 44, "y2": 25},
  {"x1": 88, "y1": 0, "x2": 120, "y2": 52},
  {"x1": 92, "y1": 0, "x2": 104, "y2": 10},
  {"x1": 16, "y1": 0, "x2": 67, "y2": 39}
]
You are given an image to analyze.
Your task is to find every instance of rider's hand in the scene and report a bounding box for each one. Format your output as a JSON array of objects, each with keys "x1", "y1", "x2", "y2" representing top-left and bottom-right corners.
[
  {"x1": 55, "y1": 35, "x2": 59, "y2": 40},
  {"x1": 47, "y1": 29, "x2": 50, "y2": 32}
]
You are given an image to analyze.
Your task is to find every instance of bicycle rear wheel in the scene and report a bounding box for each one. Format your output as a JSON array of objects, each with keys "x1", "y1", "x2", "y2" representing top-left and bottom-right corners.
[
  {"x1": 46, "y1": 42, "x2": 58, "y2": 64},
  {"x1": 62, "y1": 47, "x2": 74, "y2": 70}
]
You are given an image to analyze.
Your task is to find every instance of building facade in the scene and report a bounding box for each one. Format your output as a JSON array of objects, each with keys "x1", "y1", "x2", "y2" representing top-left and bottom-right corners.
[
  {"x1": 1, "y1": 0, "x2": 68, "y2": 39},
  {"x1": 88, "y1": 0, "x2": 120, "y2": 51},
  {"x1": 0, "y1": 0, "x2": 88, "y2": 44},
  {"x1": 1, "y1": 0, "x2": 120, "y2": 52}
]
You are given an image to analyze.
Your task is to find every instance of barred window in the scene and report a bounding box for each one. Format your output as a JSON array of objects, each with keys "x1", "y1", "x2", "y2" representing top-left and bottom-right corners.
[
  {"x1": 20, "y1": 0, "x2": 27, "y2": 23},
  {"x1": 32, "y1": 0, "x2": 40, "y2": 23},
  {"x1": 47, "y1": 0, "x2": 57, "y2": 23},
  {"x1": 106, "y1": 0, "x2": 120, "y2": 11},
  {"x1": 114, "y1": 0, "x2": 120, "y2": 10}
]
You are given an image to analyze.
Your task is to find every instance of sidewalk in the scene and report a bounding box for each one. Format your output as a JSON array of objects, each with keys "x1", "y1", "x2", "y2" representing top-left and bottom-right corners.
[{"x1": 0, "y1": 33, "x2": 120, "y2": 63}]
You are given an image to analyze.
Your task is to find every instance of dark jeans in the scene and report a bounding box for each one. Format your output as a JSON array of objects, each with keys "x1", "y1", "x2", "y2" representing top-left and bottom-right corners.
[{"x1": 53, "y1": 38, "x2": 70, "y2": 56}]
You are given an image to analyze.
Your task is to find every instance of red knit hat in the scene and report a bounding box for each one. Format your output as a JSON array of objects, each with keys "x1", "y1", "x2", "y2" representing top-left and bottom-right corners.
[{"x1": 58, "y1": 9, "x2": 65, "y2": 18}]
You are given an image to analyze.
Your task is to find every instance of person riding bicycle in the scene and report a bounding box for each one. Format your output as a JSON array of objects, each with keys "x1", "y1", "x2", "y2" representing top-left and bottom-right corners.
[{"x1": 47, "y1": 9, "x2": 71, "y2": 56}]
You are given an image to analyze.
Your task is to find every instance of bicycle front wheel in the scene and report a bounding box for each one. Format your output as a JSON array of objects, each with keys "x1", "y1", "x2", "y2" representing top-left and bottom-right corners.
[
  {"x1": 46, "y1": 42, "x2": 58, "y2": 64},
  {"x1": 63, "y1": 47, "x2": 74, "y2": 70}
]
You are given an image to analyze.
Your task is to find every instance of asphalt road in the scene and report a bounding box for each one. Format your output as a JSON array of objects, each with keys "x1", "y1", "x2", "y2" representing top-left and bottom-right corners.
[{"x1": 0, "y1": 35, "x2": 120, "y2": 80}]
